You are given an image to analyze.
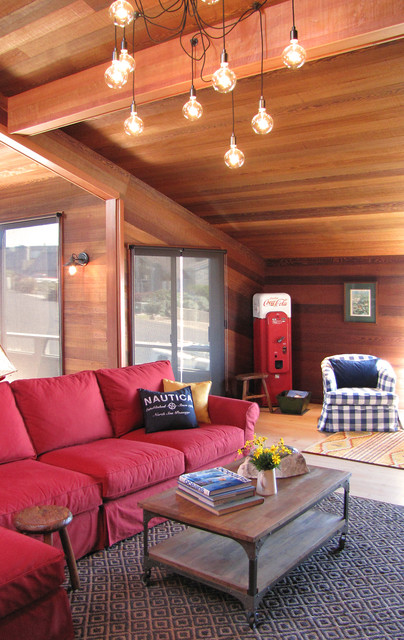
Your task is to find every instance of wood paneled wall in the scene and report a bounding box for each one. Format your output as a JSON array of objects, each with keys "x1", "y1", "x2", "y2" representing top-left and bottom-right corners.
[
  {"x1": 0, "y1": 175, "x2": 108, "y2": 373},
  {"x1": 123, "y1": 177, "x2": 265, "y2": 390},
  {"x1": 265, "y1": 256, "x2": 404, "y2": 407}
]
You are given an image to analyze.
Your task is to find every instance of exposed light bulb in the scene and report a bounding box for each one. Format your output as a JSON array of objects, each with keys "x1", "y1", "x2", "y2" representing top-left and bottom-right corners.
[
  {"x1": 119, "y1": 49, "x2": 135, "y2": 74},
  {"x1": 124, "y1": 103, "x2": 144, "y2": 136},
  {"x1": 251, "y1": 98, "x2": 274, "y2": 135},
  {"x1": 200, "y1": 0, "x2": 221, "y2": 3},
  {"x1": 224, "y1": 134, "x2": 245, "y2": 169},
  {"x1": 68, "y1": 265, "x2": 77, "y2": 276},
  {"x1": 282, "y1": 28, "x2": 306, "y2": 69},
  {"x1": 104, "y1": 50, "x2": 128, "y2": 89},
  {"x1": 109, "y1": 0, "x2": 134, "y2": 27},
  {"x1": 182, "y1": 89, "x2": 203, "y2": 121},
  {"x1": 212, "y1": 51, "x2": 236, "y2": 93}
]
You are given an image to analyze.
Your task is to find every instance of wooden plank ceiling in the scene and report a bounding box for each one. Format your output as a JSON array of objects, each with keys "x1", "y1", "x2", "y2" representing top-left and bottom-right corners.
[{"x1": 0, "y1": 1, "x2": 403, "y2": 260}]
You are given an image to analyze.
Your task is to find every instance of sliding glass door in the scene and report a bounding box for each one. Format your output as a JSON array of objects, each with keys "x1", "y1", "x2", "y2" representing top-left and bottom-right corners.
[{"x1": 130, "y1": 247, "x2": 225, "y2": 394}]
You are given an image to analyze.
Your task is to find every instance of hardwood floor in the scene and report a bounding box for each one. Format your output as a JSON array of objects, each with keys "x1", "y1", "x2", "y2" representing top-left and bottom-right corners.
[{"x1": 255, "y1": 404, "x2": 404, "y2": 506}]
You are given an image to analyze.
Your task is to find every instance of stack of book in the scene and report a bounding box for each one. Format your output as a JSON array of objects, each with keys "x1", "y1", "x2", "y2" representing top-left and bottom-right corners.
[{"x1": 177, "y1": 466, "x2": 264, "y2": 515}]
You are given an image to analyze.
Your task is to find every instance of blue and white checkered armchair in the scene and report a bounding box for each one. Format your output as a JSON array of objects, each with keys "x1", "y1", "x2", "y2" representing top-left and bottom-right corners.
[{"x1": 317, "y1": 354, "x2": 400, "y2": 432}]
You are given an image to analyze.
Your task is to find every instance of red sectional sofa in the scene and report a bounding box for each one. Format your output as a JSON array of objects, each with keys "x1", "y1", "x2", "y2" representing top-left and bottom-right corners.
[{"x1": 0, "y1": 359, "x2": 259, "y2": 640}]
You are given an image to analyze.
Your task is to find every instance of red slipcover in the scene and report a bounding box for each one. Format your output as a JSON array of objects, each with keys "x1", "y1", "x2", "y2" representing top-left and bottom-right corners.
[
  {"x1": 123, "y1": 423, "x2": 245, "y2": 471},
  {"x1": 0, "y1": 459, "x2": 102, "y2": 527},
  {"x1": 95, "y1": 360, "x2": 175, "y2": 436},
  {"x1": 0, "y1": 585, "x2": 74, "y2": 640},
  {"x1": 39, "y1": 438, "x2": 185, "y2": 499},
  {"x1": 208, "y1": 394, "x2": 259, "y2": 442},
  {"x1": 0, "y1": 526, "x2": 65, "y2": 618},
  {"x1": 11, "y1": 370, "x2": 113, "y2": 455},
  {"x1": 0, "y1": 382, "x2": 36, "y2": 463}
]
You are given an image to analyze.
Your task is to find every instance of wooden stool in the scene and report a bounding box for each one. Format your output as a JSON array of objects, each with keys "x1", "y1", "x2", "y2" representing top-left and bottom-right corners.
[
  {"x1": 236, "y1": 372, "x2": 273, "y2": 412},
  {"x1": 13, "y1": 505, "x2": 80, "y2": 591}
]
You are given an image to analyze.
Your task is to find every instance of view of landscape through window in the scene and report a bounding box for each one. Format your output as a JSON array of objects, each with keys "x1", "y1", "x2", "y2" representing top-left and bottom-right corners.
[
  {"x1": 131, "y1": 248, "x2": 225, "y2": 394},
  {"x1": 0, "y1": 218, "x2": 61, "y2": 380}
]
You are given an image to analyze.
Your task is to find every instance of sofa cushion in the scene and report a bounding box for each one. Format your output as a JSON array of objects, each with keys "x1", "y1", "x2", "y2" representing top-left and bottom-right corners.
[
  {"x1": 0, "y1": 460, "x2": 102, "y2": 528},
  {"x1": 11, "y1": 370, "x2": 113, "y2": 455},
  {"x1": 329, "y1": 357, "x2": 379, "y2": 389},
  {"x1": 123, "y1": 424, "x2": 246, "y2": 472},
  {"x1": 0, "y1": 526, "x2": 65, "y2": 618},
  {"x1": 0, "y1": 382, "x2": 36, "y2": 464},
  {"x1": 39, "y1": 438, "x2": 185, "y2": 500},
  {"x1": 139, "y1": 386, "x2": 198, "y2": 433},
  {"x1": 163, "y1": 379, "x2": 211, "y2": 424},
  {"x1": 95, "y1": 360, "x2": 175, "y2": 436}
]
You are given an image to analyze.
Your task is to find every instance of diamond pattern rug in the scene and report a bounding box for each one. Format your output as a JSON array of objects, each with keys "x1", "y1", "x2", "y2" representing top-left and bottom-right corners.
[
  {"x1": 303, "y1": 431, "x2": 404, "y2": 469},
  {"x1": 67, "y1": 494, "x2": 404, "y2": 640}
]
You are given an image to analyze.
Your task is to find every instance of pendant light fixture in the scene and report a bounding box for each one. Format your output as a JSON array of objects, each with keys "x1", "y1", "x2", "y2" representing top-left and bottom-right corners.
[
  {"x1": 282, "y1": 0, "x2": 306, "y2": 70},
  {"x1": 124, "y1": 17, "x2": 144, "y2": 136},
  {"x1": 119, "y1": 29, "x2": 135, "y2": 75},
  {"x1": 183, "y1": 38, "x2": 203, "y2": 121},
  {"x1": 109, "y1": 0, "x2": 134, "y2": 27},
  {"x1": 251, "y1": 5, "x2": 273, "y2": 135},
  {"x1": 212, "y1": 0, "x2": 237, "y2": 93},
  {"x1": 104, "y1": 25, "x2": 129, "y2": 89},
  {"x1": 224, "y1": 93, "x2": 244, "y2": 169}
]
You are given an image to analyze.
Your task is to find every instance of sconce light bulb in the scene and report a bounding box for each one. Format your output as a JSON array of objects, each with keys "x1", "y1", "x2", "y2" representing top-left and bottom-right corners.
[
  {"x1": 282, "y1": 38, "x2": 306, "y2": 70},
  {"x1": 119, "y1": 49, "x2": 135, "y2": 74},
  {"x1": 224, "y1": 136, "x2": 245, "y2": 169},
  {"x1": 109, "y1": 0, "x2": 134, "y2": 27},
  {"x1": 212, "y1": 59, "x2": 237, "y2": 93},
  {"x1": 182, "y1": 94, "x2": 203, "y2": 121},
  {"x1": 68, "y1": 265, "x2": 77, "y2": 276},
  {"x1": 104, "y1": 51, "x2": 128, "y2": 89},
  {"x1": 251, "y1": 102, "x2": 274, "y2": 135},
  {"x1": 124, "y1": 104, "x2": 144, "y2": 136},
  {"x1": 200, "y1": 0, "x2": 220, "y2": 4}
]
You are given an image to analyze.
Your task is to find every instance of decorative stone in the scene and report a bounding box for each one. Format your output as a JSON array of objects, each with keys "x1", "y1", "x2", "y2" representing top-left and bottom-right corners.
[{"x1": 237, "y1": 448, "x2": 309, "y2": 480}]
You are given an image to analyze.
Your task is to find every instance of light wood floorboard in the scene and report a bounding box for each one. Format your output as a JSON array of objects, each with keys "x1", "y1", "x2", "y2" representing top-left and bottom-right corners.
[{"x1": 255, "y1": 404, "x2": 404, "y2": 506}]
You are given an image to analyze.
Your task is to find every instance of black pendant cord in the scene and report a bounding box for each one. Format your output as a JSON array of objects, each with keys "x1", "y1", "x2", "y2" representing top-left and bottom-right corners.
[
  {"x1": 222, "y1": 0, "x2": 226, "y2": 50},
  {"x1": 132, "y1": 18, "x2": 136, "y2": 109},
  {"x1": 259, "y1": 8, "x2": 264, "y2": 99},
  {"x1": 231, "y1": 91, "x2": 235, "y2": 137},
  {"x1": 292, "y1": 0, "x2": 296, "y2": 29}
]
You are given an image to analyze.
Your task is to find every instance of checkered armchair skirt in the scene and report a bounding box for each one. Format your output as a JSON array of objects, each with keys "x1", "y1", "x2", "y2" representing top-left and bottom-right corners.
[{"x1": 317, "y1": 354, "x2": 400, "y2": 432}]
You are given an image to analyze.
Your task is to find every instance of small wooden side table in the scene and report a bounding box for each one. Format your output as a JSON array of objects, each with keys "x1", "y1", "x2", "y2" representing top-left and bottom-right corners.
[
  {"x1": 13, "y1": 505, "x2": 80, "y2": 591},
  {"x1": 235, "y1": 372, "x2": 273, "y2": 412}
]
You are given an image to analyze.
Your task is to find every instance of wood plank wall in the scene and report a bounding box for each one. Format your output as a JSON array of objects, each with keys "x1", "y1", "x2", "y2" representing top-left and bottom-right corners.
[
  {"x1": 122, "y1": 177, "x2": 265, "y2": 391},
  {"x1": 0, "y1": 156, "x2": 264, "y2": 388},
  {"x1": 265, "y1": 256, "x2": 404, "y2": 408},
  {"x1": 0, "y1": 175, "x2": 108, "y2": 373}
]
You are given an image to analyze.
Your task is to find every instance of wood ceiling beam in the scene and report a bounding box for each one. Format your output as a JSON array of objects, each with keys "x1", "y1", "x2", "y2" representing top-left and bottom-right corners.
[{"x1": 7, "y1": 0, "x2": 404, "y2": 135}]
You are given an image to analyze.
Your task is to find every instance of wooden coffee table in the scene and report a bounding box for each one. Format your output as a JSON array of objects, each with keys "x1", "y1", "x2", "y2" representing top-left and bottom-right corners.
[{"x1": 139, "y1": 465, "x2": 350, "y2": 628}]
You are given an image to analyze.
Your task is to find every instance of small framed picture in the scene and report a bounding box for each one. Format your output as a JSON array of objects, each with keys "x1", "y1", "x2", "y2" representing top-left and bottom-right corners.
[{"x1": 344, "y1": 282, "x2": 377, "y2": 323}]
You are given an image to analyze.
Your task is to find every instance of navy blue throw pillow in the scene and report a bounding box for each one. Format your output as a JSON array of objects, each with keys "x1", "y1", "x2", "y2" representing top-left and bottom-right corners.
[
  {"x1": 139, "y1": 386, "x2": 198, "y2": 433},
  {"x1": 330, "y1": 358, "x2": 378, "y2": 388}
]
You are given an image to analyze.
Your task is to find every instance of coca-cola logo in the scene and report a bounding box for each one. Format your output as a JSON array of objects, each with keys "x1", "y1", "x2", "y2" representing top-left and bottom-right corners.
[{"x1": 262, "y1": 298, "x2": 288, "y2": 307}]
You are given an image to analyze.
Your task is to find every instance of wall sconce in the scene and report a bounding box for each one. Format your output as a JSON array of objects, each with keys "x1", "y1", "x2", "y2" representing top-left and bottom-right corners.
[
  {"x1": 65, "y1": 252, "x2": 90, "y2": 276},
  {"x1": 0, "y1": 344, "x2": 16, "y2": 381}
]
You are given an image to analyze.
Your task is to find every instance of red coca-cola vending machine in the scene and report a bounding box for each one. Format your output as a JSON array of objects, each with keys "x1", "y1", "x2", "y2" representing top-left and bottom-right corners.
[{"x1": 253, "y1": 293, "x2": 292, "y2": 406}]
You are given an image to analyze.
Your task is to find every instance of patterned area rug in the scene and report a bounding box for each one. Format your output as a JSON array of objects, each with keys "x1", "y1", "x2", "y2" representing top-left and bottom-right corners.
[
  {"x1": 67, "y1": 495, "x2": 404, "y2": 640},
  {"x1": 303, "y1": 431, "x2": 404, "y2": 469}
]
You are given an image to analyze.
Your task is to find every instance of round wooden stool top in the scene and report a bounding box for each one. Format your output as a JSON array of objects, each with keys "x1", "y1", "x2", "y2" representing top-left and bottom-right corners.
[{"x1": 13, "y1": 505, "x2": 73, "y2": 535}]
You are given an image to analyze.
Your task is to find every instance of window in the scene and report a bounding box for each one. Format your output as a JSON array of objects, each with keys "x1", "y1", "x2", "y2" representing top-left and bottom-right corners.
[
  {"x1": 0, "y1": 216, "x2": 62, "y2": 380},
  {"x1": 130, "y1": 247, "x2": 225, "y2": 394}
]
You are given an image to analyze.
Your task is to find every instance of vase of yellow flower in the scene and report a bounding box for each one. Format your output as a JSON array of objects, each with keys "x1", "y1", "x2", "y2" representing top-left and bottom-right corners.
[{"x1": 237, "y1": 435, "x2": 291, "y2": 496}]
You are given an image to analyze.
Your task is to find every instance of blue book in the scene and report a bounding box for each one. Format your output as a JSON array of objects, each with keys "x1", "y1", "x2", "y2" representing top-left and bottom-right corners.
[{"x1": 178, "y1": 467, "x2": 252, "y2": 496}]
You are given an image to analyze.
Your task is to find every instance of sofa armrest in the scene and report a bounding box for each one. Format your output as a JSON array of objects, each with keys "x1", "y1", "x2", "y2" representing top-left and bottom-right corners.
[
  {"x1": 207, "y1": 395, "x2": 259, "y2": 442},
  {"x1": 321, "y1": 359, "x2": 337, "y2": 393}
]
